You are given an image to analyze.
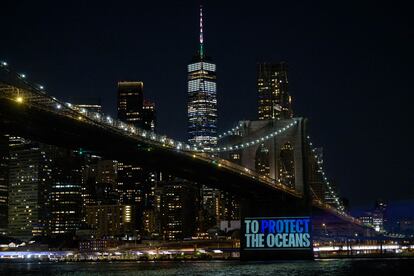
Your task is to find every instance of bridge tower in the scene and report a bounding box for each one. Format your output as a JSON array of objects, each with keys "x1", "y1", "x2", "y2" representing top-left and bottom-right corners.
[{"x1": 220, "y1": 118, "x2": 313, "y2": 260}]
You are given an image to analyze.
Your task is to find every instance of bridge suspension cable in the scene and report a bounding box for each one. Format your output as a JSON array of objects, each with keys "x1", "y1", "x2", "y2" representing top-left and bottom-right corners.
[
  {"x1": 217, "y1": 122, "x2": 245, "y2": 140},
  {"x1": 211, "y1": 119, "x2": 298, "y2": 153},
  {"x1": 306, "y1": 135, "x2": 345, "y2": 212}
]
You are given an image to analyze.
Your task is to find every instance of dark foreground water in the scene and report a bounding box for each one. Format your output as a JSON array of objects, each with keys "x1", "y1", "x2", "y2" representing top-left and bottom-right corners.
[{"x1": 1, "y1": 258, "x2": 414, "y2": 275}]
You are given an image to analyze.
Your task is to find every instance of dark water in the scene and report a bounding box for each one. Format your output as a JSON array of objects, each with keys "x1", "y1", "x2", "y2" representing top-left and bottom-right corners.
[{"x1": 1, "y1": 259, "x2": 413, "y2": 275}]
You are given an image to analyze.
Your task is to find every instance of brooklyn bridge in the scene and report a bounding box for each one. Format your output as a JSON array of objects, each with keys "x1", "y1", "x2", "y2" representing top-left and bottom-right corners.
[{"x1": 0, "y1": 63, "x2": 378, "y2": 260}]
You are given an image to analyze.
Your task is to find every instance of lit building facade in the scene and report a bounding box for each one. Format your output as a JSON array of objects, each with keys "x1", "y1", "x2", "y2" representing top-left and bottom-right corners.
[
  {"x1": 142, "y1": 100, "x2": 156, "y2": 131},
  {"x1": 159, "y1": 178, "x2": 198, "y2": 241},
  {"x1": 49, "y1": 150, "x2": 83, "y2": 235},
  {"x1": 85, "y1": 204, "x2": 134, "y2": 238},
  {"x1": 8, "y1": 143, "x2": 53, "y2": 239},
  {"x1": 117, "y1": 81, "x2": 144, "y2": 127},
  {"x1": 187, "y1": 6, "x2": 217, "y2": 148},
  {"x1": 257, "y1": 62, "x2": 293, "y2": 120},
  {"x1": 0, "y1": 134, "x2": 9, "y2": 234},
  {"x1": 186, "y1": 5, "x2": 221, "y2": 232},
  {"x1": 116, "y1": 82, "x2": 154, "y2": 235},
  {"x1": 373, "y1": 200, "x2": 387, "y2": 232}
]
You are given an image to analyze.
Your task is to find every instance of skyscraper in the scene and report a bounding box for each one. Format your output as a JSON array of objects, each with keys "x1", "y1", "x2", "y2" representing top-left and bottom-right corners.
[
  {"x1": 142, "y1": 100, "x2": 156, "y2": 131},
  {"x1": 187, "y1": 5, "x2": 217, "y2": 148},
  {"x1": 117, "y1": 81, "x2": 144, "y2": 127},
  {"x1": 257, "y1": 62, "x2": 293, "y2": 120},
  {"x1": 49, "y1": 149, "x2": 83, "y2": 236},
  {"x1": 116, "y1": 83, "x2": 156, "y2": 236},
  {"x1": 159, "y1": 178, "x2": 198, "y2": 241},
  {"x1": 8, "y1": 142, "x2": 53, "y2": 239},
  {"x1": 0, "y1": 134, "x2": 9, "y2": 234},
  {"x1": 186, "y1": 5, "x2": 220, "y2": 232}
]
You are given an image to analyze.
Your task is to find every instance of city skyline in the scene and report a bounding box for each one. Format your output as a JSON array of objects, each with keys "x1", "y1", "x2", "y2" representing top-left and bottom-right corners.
[{"x1": 1, "y1": 1, "x2": 413, "y2": 209}]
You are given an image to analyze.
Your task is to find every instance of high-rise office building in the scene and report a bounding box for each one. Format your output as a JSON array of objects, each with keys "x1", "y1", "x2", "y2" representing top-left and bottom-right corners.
[
  {"x1": 8, "y1": 142, "x2": 53, "y2": 239},
  {"x1": 159, "y1": 178, "x2": 198, "y2": 241},
  {"x1": 49, "y1": 150, "x2": 83, "y2": 236},
  {"x1": 187, "y1": 6, "x2": 217, "y2": 148},
  {"x1": 257, "y1": 62, "x2": 293, "y2": 120},
  {"x1": 0, "y1": 134, "x2": 9, "y2": 234},
  {"x1": 85, "y1": 204, "x2": 134, "y2": 238},
  {"x1": 187, "y1": 6, "x2": 220, "y2": 232},
  {"x1": 142, "y1": 100, "x2": 156, "y2": 131},
  {"x1": 373, "y1": 200, "x2": 387, "y2": 232},
  {"x1": 82, "y1": 159, "x2": 119, "y2": 207},
  {"x1": 116, "y1": 82, "x2": 150, "y2": 235},
  {"x1": 117, "y1": 81, "x2": 144, "y2": 127}
]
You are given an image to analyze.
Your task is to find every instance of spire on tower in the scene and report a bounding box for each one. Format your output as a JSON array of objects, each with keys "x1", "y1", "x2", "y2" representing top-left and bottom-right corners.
[{"x1": 199, "y1": 5, "x2": 204, "y2": 58}]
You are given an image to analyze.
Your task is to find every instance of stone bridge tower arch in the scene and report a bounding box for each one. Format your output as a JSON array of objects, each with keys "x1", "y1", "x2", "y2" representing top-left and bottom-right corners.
[{"x1": 220, "y1": 118, "x2": 307, "y2": 196}]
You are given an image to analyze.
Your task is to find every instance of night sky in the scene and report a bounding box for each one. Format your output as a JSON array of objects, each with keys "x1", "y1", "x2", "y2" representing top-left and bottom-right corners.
[{"x1": 1, "y1": 1, "x2": 413, "y2": 211}]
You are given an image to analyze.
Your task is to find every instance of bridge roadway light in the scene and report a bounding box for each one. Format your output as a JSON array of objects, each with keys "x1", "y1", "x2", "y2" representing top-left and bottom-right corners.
[
  {"x1": 1, "y1": 61, "x2": 7, "y2": 66},
  {"x1": 19, "y1": 73, "x2": 26, "y2": 78},
  {"x1": 15, "y1": 96, "x2": 24, "y2": 103}
]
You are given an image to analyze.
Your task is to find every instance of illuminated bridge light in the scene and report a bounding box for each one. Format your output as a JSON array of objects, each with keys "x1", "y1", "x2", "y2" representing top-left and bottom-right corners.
[
  {"x1": 1, "y1": 61, "x2": 7, "y2": 66},
  {"x1": 19, "y1": 73, "x2": 26, "y2": 78},
  {"x1": 56, "y1": 104, "x2": 61, "y2": 109},
  {"x1": 15, "y1": 96, "x2": 24, "y2": 103},
  {"x1": 39, "y1": 85, "x2": 44, "y2": 90}
]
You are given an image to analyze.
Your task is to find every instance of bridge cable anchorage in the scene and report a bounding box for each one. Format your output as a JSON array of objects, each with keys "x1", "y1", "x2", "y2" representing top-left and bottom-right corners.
[
  {"x1": 306, "y1": 135, "x2": 346, "y2": 213},
  {"x1": 202, "y1": 119, "x2": 298, "y2": 153}
]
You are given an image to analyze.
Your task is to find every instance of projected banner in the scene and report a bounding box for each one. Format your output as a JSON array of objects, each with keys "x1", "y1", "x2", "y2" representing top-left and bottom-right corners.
[{"x1": 243, "y1": 217, "x2": 311, "y2": 250}]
